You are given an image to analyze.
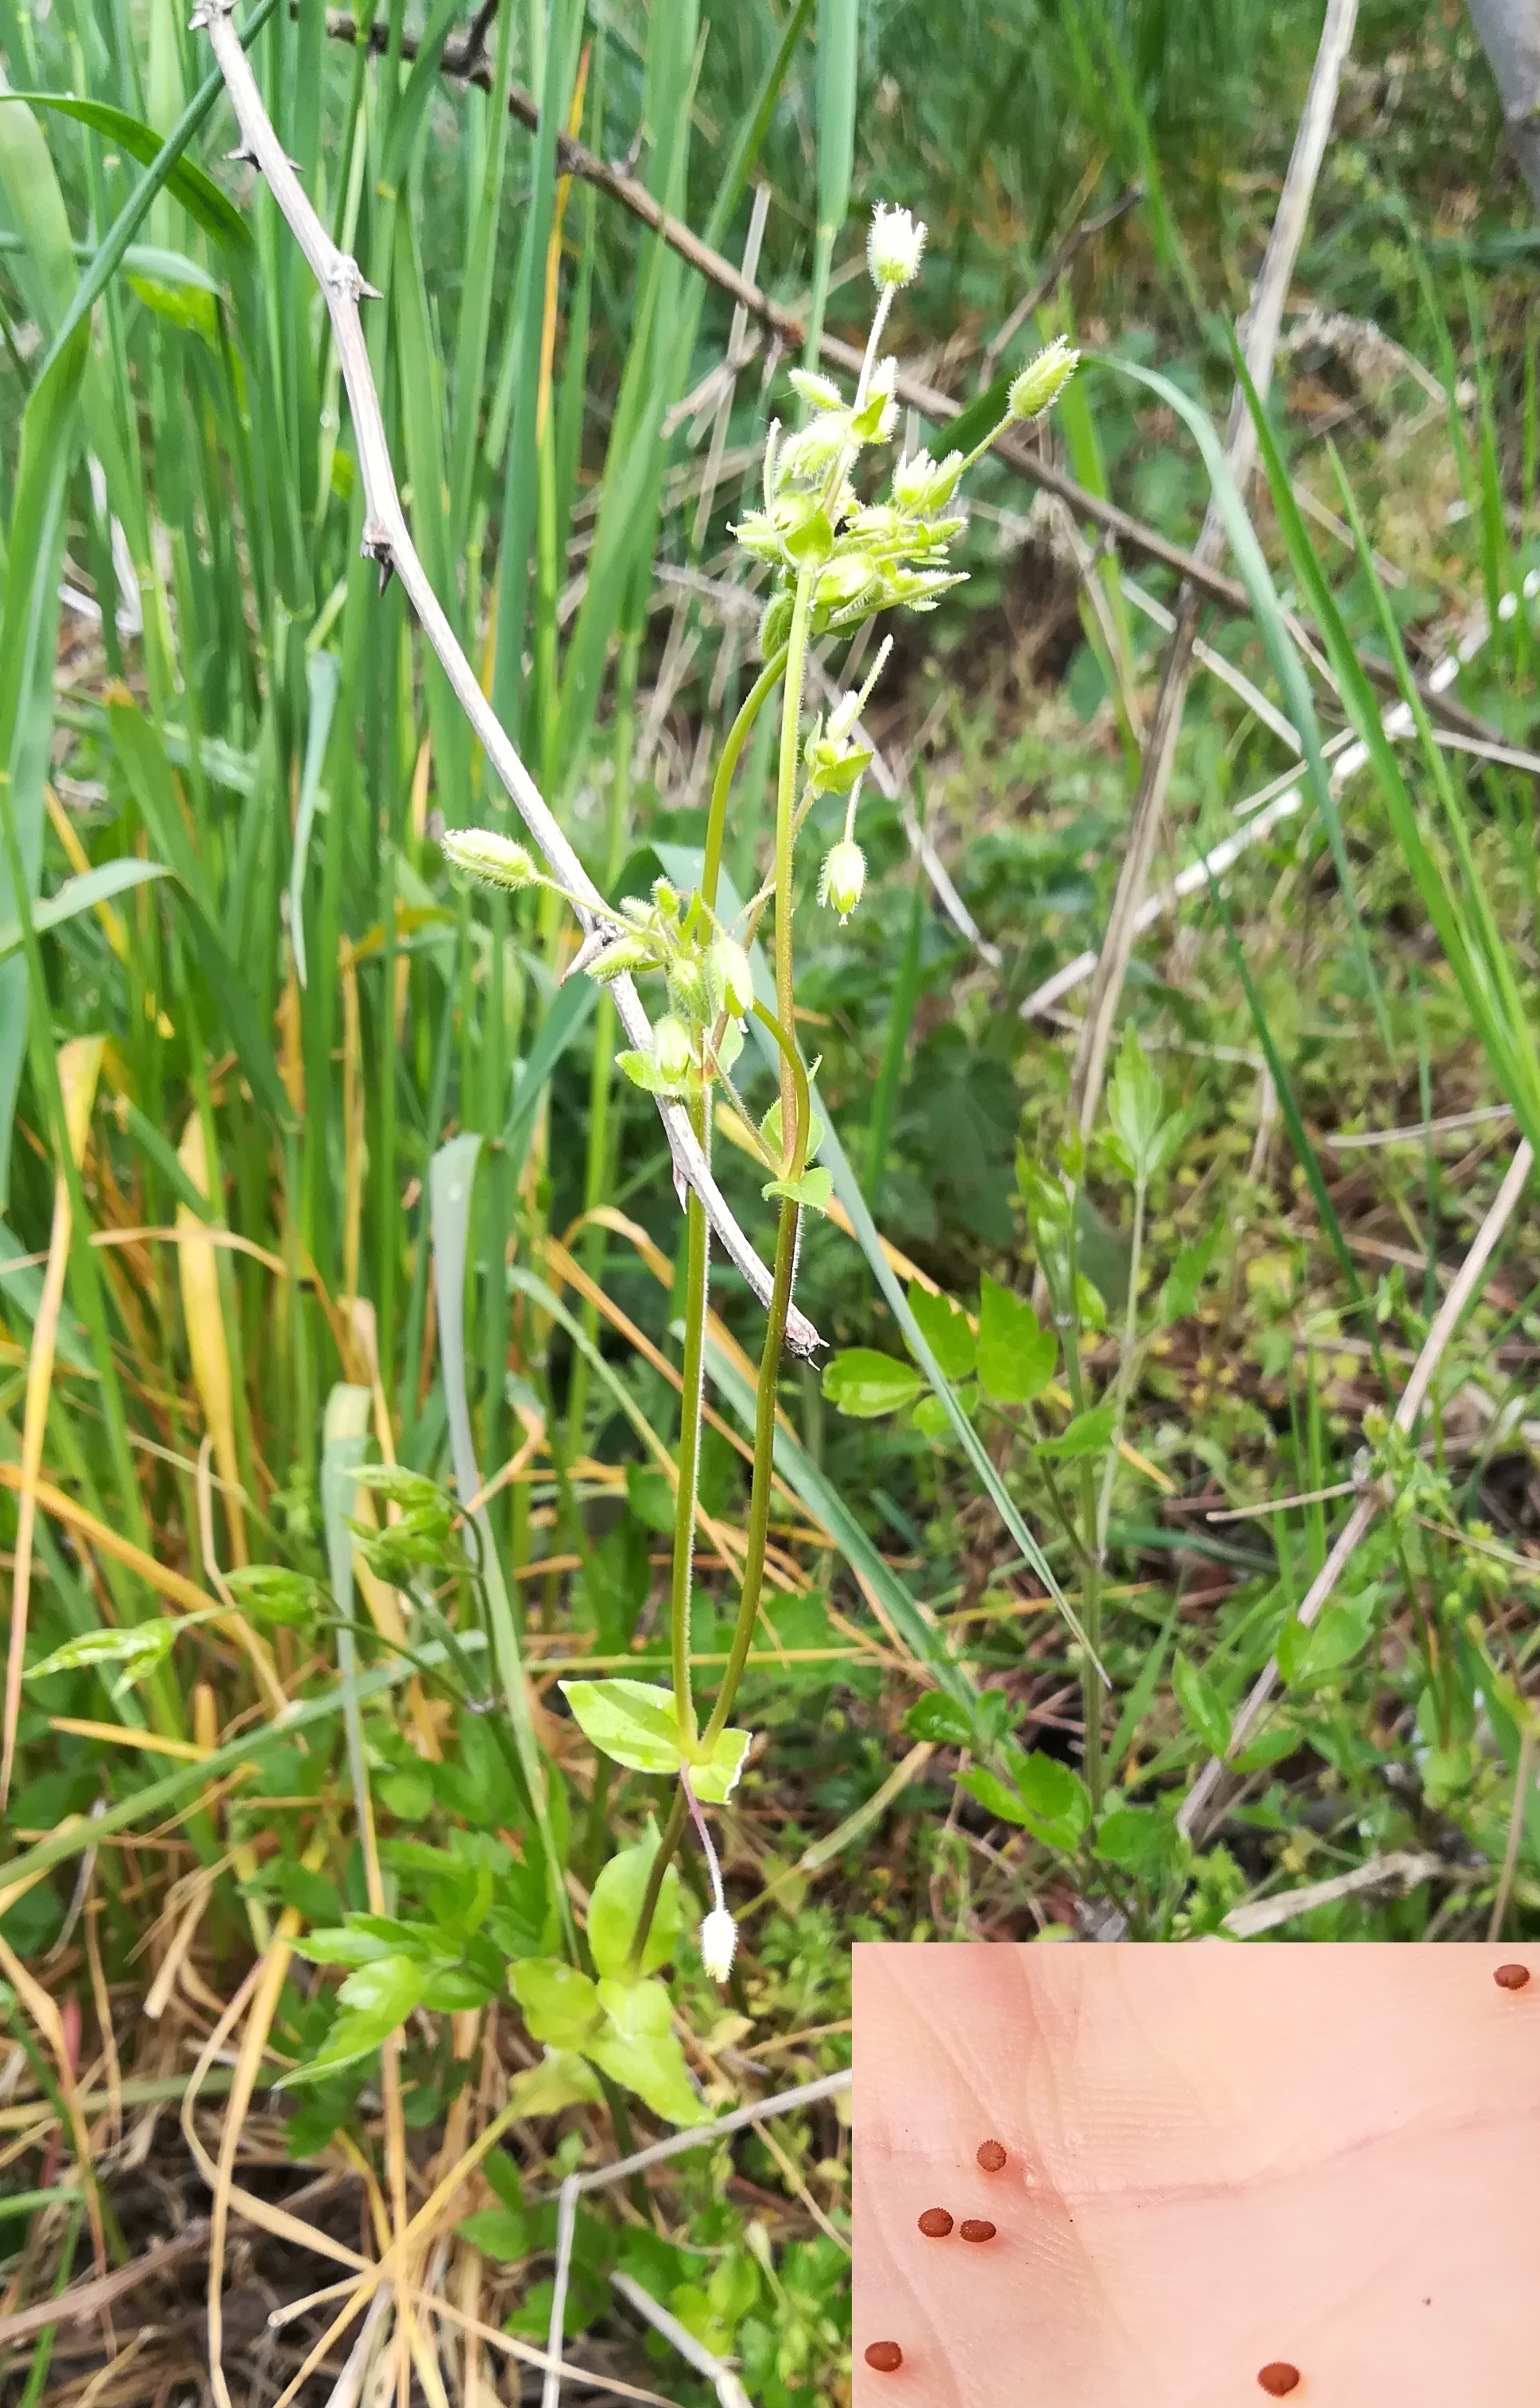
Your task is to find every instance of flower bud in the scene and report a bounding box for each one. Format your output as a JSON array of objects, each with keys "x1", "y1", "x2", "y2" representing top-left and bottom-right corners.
[
  {"x1": 699, "y1": 1905, "x2": 737, "y2": 1982},
  {"x1": 760, "y1": 586, "x2": 795, "y2": 659},
  {"x1": 867, "y1": 202, "x2": 927, "y2": 290},
  {"x1": 652, "y1": 1014, "x2": 694, "y2": 1087},
  {"x1": 668, "y1": 958, "x2": 710, "y2": 1026},
  {"x1": 788, "y1": 366, "x2": 846, "y2": 412},
  {"x1": 441, "y1": 828, "x2": 536, "y2": 891},
  {"x1": 818, "y1": 838, "x2": 866, "y2": 923},
  {"x1": 1007, "y1": 336, "x2": 1079, "y2": 423},
  {"x1": 707, "y1": 933, "x2": 755, "y2": 1023}
]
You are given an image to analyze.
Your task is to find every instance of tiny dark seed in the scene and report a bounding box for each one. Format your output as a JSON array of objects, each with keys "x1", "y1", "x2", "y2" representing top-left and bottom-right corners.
[
  {"x1": 958, "y1": 2219, "x2": 996, "y2": 2244},
  {"x1": 917, "y1": 2208, "x2": 954, "y2": 2238},
  {"x1": 865, "y1": 2342, "x2": 903, "y2": 2374},
  {"x1": 1493, "y1": 1962, "x2": 1530, "y2": 1991},
  {"x1": 1256, "y1": 2366, "x2": 1300, "y2": 2398},
  {"x1": 976, "y1": 2139, "x2": 1008, "y2": 2172}
]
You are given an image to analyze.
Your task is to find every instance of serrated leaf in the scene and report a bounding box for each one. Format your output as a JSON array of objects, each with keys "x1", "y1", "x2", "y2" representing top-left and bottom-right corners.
[
  {"x1": 821, "y1": 1347, "x2": 925, "y2": 1418},
  {"x1": 976, "y1": 1273, "x2": 1056, "y2": 1405},
  {"x1": 906, "y1": 1281, "x2": 975, "y2": 1382},
  {"x1": 455, "y1": 2206, "x2": 528, "y2": 2261}
]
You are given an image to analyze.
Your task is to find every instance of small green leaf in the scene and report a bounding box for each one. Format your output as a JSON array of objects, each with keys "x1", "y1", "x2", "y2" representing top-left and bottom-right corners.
[
  {"x1": 455, "y1": 2206, "x2": 528, "y2": 2261},
  {"x1": 690, "y1": 1722, "x2": 753, "y2": 1805},
  {"x1": 912, "y1": 1386, "x2": 976, "y2": 1439},
  {"x1": 589, "y1": 1834, "x2": 683, "y2": 1981},
  {"x1": 1036, "y1": 1400, "x2": 1116, "y2": 1459},
  {"x1": 594, "y1": 1975, "x2": 673, "y2": 2041},
  {"x1": 1159, "y1": 1219, "x2": 1222, "y2": 1325},
  {"x1": 822, "y1": 1347, "x2": 925, "y2": 1418},
  {"x1": 587, "y1": 2023, "x2": 702, "y2": 2127},
  {"x1": 1171, "y1": 1651, "x2": 1232, "y2": 1757},
  {"x1": 224, "y1": 1563, "x2": 323, "y2": 1627},
  {"x1": 26, "y1": 1619, "x2": 177, "y2": 1692},
  {"x1": 903, "y1": 1692, "x2": 973, "y2": 1749},
  {"x1": 509, "y1": 1958, "x2": 604, "y2": 2050},
  {"x1": 761, "y1": 1165, "x2": 834, "y2": 1213},
  {"x1": 906, "y1": 1281, "x2": 975, "y2": 1381},
  {"x1": 288, "y1": 1954, "x2": 430, "y2": 2084},
  {"x1": 1010, "y1": 1749, "x2": 1092, "y2": 1835},
  {"x1": 1277, "y1": 1596, "x2": 1374, "y2": 1689},
  {"x1": 559, "y1": 1678, "x2": 687, "y2": 1777},
  {"x1": 1105, "y1": 1026, "x2": 1166, "y2": 1181},
  {"x1": 976, "y1": 1273, "x2": 1056, "y2": 1405}
]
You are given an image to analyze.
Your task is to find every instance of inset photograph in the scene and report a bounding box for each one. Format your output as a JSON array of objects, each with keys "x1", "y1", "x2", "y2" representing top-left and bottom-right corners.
[{"x1": 855, "y1": 1943, "x2": 1538, "y2": 2407}]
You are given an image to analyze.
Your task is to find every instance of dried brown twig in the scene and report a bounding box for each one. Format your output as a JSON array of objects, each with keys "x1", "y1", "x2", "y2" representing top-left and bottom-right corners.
[
  {"x1": 309, "y1": 6, "x2": 1491, "y2": 748},
  {"x1": 202, "y1": 0, "x2": 819, "y2": 1355}
]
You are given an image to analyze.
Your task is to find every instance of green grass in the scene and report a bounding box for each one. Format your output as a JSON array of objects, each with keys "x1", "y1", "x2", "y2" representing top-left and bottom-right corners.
[{"x1": 1, "y1": 0, "x2": 1539, "y2": 2397}]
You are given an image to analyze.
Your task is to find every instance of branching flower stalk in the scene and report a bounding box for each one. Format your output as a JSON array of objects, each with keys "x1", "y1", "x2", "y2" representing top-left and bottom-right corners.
[{"x1": 445, "y1": 203, "x2": 1078, "y2": 1982}]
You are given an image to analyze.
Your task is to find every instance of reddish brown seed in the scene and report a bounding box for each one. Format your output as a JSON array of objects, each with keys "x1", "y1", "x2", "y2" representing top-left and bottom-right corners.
[
  {"x1": 1256, "y1": 2367, "x2": 1300, "y2": 2398},
  {"x1": 916, "y1": 2208, "x2": 954, "y2": 2237},
  {"x1": 976, "y1": 2139, "x2": 1008, "y2": 2172},
  {"x1": 958, "y1": 2218, "x2": 996, "y2": 2244},
  {"x1": 1494, "y1": 1962, "x2": 1530, "y2": 1991},
  {"x1": 865, "y1": 2342, "x2": 903, "y2": 2374}
]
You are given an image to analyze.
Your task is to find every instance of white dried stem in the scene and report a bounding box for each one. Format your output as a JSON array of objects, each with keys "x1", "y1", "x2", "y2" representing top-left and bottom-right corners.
[
  {"x1": 541, "y1": 2069, "x2": 849, "y2": 2408},
  {"x1": 197, "y1": 2, "x2": 819, "y2": 1355},
  {"x1": 1179, "y1": 1137, "x2": 1534, "y2": 1843}
]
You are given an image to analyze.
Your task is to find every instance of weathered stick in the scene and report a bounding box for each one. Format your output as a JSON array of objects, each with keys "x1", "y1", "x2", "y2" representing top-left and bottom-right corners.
[
  {"x1": 543, "y1": 2069, "x2": 850, "y2": 2408},
  {"x1": 198, "y1": 1, "x2": 820, "y2": 1356},
  {"x1": 309, "y1": 5, "x2": 1492, "y2": 749},
  {"x1": 1178, "y1": 1137, "x2": 1535, "y2": 1842}
]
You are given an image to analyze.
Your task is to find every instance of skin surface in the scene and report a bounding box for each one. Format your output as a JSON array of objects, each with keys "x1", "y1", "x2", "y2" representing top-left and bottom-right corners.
[{"x1": 854, "y1": 1943, "x2": 1538, "y2": 2408}]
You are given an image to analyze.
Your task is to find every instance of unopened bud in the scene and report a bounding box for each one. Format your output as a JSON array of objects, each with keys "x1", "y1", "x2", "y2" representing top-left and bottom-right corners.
[
  {"x1": 707, "y1": 933, "x2": 755, "y2": 1023},
  {"x1": 867, "y1": 202, "x2": 927, "y2": 290},
  {"x1": 1008, "y1": 336, "x2": 1079, "y2": 423},
  {"x1": 818, "y1": 838, "x2": 866, "y2": 923},
  {"x1": 699, "y1": 1905, "x2": 737, "y2": 1982},
  {"x1": 441, "y1": 828, "x2": 536, "y2": 891},
  {"x1": 652, "y1": 1014, "x2": 694, "y2": 1086}
]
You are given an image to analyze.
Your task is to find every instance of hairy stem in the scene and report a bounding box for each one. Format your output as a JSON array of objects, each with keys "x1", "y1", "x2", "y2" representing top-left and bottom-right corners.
[
  {"x1": 703, "y1": 644, "x2": 788, "y2": 911},
  {"x1": 670, "y1": 1093, "x2": 710, "y2": 1751}
]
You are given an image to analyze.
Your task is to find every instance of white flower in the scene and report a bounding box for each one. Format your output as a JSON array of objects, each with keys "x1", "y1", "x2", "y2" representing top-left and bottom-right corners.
[
  {"x1": 700, "y1": 1905, "x2": 737, "y2": 1983},
  {"x1": 818, "y1": 839, "x2": 866, "y2": 922},
  {"x1": 868, "y1": 202, "x2": 927, "y2": 290},
  {"x1": 442, "y1": 829, "x2": 536, "y2": 891},
  {"x1": 1008, "y1": 337, "x2": 1079, "y2": 423}
]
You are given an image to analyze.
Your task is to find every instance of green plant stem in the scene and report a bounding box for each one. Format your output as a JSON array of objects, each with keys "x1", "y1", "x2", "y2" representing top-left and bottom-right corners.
[
  {"x1": 1058, "y1": 1185, "x2": 1105, "y2": 1815},
  {"x1": 670, "y1": 1093, "x2": 710, "y2": 1749},
  {"x1": 1095, "y1": 1171, "x2": 1146, "y2": 1555},
  {"x1": 702, "y1": 644, "x2": 788, "y2": 910},
  {"x1": 772, "y1": 569, "x2": 816, "y2": 1141},
  {"x1": 630, "y1": 581, "x2": 817, "y2": 1967},
  {"x1": 629, "y1": 1192, "x2": 800, "y2": 1969}
]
